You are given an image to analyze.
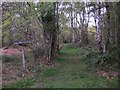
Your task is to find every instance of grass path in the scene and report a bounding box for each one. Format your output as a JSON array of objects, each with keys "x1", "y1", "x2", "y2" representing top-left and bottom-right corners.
[
  {"x1": 5, "y1": 45, "x2": 118, "y2": 88},
  {"x1": 30, "y1": 45, "x2": 118, "y2": 88}
]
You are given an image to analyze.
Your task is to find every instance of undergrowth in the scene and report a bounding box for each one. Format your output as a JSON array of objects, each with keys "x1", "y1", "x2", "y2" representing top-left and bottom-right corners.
[
  {"x1": 77, "y1": 45, "x2": 119, "y2": 71},
  {"x1": 0, "y1": 55, "x2": 21, "y2": 63},
  {"x1": 4, "y1": 77, "x2": 36, "y2": 88}
]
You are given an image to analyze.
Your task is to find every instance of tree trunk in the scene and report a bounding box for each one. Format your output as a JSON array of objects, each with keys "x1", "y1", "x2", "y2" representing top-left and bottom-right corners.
[
  {"x1": 103, "y1": 2, "x2": 110, "y2": 53},
  {"x1": 116, "y1": 2, "x2": 120, "y2": 48},
  {"x1": 70, "y1": 3, "x2": 75, "y2": 47},
  {"x1": 50, "y1": 2, "x2": 58, "y2": 61},
  {"x1": 94, "y1": 2, "x2": 103, "y2": 53}
]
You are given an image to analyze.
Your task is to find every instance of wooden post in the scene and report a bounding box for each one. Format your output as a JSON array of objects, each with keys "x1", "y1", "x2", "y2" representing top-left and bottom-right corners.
[
  {"x1": 21, "y1": 45, "x2": 25, "y2": 69},
  {"x1": 14, "y1": 40, "x2": 32, "y2": 69}
]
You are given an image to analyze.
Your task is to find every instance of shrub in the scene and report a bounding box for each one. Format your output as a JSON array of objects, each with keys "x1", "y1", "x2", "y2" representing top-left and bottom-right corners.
[
  {"x1": 31, "y1": 47, "x2": 45, "y2": 60},
  {"x1": 78, "y1": 46, "x2": 119, "y2": 71},
  {"x1": 0, "y1": 55, "x2": 21, "y2": 63}
]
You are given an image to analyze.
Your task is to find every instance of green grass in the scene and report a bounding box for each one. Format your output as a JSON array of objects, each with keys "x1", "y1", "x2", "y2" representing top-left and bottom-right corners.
[
  {"x1": 31, "y1": 45, "x2": 118, "y2": 88},
  {"x1": 59, "y1": 44, "x2": 79, "y2": 56},
  {"x1": 5, "y1": 77, "x2": 36, "y2": 88},
  {"x1": 4, "y1": 44, "x2": 119, "y2": 88},
  {"x1": 55, "y1": 57, "x2": 65, "y2": 62},
  {"x1": 42, "y1": 68, "x2": 60, "y2": 77}
]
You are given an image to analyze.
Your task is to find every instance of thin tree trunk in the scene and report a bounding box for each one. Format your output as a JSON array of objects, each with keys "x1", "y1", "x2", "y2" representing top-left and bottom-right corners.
[
  {"x1": 116, "y1": 2, "x2": 120, "y2": 48},
  {"x1": 70, "y1": 3, "x2": 75, "y2": 47},
  {"x1": 94, "y1": 2, "x2": 103, "y2": 53},
  {"x1": 104, "y1": 2, "x2": 110, "y2": 52}
]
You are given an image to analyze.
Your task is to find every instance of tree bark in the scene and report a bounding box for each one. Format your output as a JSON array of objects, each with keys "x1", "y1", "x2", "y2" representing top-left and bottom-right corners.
[
  {"x1": 116, "y1": 2, "x2": 120, "y2": 48},
  {"x1": 94, "y1": 2, "x2": 103, "y2": 53}
]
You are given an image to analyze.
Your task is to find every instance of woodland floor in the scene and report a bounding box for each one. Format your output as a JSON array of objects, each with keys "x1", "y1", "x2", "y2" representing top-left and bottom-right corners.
[{"x1": 3, "y1": 45, "x2": 119, "y2": 88}]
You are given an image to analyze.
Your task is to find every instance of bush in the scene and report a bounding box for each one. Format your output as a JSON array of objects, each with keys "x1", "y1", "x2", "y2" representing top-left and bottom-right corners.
[
  {"x1": 0, "y1": 55, "x2": 21, "y2": 63},
  {"x1": 31, "y1": 48, "x2": 45, "y2": 60},
  {"x1": 78, "y1": 46, "x2": 119, "y2": 71}
]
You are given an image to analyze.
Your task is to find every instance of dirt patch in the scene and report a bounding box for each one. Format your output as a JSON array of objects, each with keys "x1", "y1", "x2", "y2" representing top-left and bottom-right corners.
[
  {"x1": 0, "y1": 47, "x2": 31, "y2": 56},
  {"x1": 0, "y1": 48, "x2": 21, "y2": 55}
]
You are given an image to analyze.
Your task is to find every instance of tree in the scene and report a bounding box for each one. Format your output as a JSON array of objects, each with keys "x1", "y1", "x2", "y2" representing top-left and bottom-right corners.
[{"x1": 40, "y1": 2, "x2": 59, "y2": 63}]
